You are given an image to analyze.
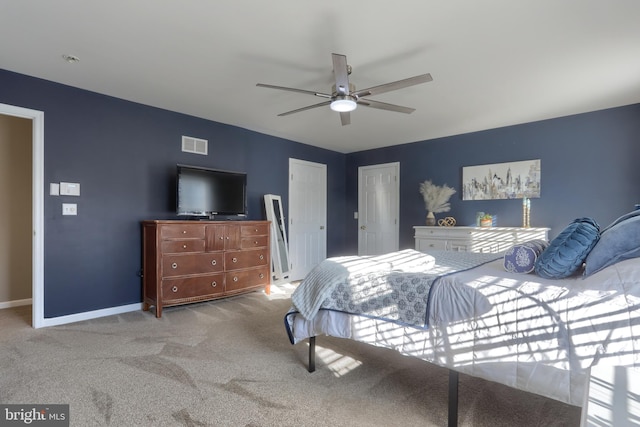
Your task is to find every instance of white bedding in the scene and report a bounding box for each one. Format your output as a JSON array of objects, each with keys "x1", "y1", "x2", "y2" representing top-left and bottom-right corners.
[{"x1": 285, "y1": 255, "x2": 640, "y2": 406}]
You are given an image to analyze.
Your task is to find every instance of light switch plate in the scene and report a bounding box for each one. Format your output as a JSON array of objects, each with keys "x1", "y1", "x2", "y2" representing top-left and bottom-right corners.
[
  {"x1": 50, "y1": 183, "x2": 60, "y2": 196},
  {"x1": 62, "y1": 203, "x2": 77, "y2": 216},
  {"x1": 60, "y1": 182, "x2": 80, "y2": 196}
]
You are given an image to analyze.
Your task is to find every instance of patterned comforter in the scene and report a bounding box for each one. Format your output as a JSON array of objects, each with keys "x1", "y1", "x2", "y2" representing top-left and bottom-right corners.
[{"x1": 287, "y1": 249, "x2": 502, "y2": 332}]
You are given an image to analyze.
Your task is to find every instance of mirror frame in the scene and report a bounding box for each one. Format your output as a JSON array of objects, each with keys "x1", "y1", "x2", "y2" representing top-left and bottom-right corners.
[{"x1": 264, "y1": 194, "x2": 291, "y2": 280}]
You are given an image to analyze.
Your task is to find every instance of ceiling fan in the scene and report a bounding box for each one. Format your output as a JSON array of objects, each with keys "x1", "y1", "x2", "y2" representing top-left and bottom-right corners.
[{"x1": 256, "y1": 53, "x2": 433, "y2": 126}]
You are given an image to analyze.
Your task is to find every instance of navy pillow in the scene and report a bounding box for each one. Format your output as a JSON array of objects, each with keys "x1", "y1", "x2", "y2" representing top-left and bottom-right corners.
[
  {"x1": 534, "y1": 218, "x2": 600, "y2": 279},
  {"x1": 503, "y1": 239, "x2": 549, "y2": 273},
  {"x1": 600, "y1": 209, "x2": 640, "y2": 234},
  {"x1": 585, "y1": 213, "x2": 640, "y2": 276}
]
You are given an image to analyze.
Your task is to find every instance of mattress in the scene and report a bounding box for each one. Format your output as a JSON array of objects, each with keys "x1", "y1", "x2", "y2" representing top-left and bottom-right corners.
[{"x1": 285, "y1": 255, "x2": 640, "y2": 406}]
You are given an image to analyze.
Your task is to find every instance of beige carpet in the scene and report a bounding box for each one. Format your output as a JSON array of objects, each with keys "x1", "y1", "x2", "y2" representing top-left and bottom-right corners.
[{"x1": 0, "y1": 284, "x2": 581, "y2": 426}]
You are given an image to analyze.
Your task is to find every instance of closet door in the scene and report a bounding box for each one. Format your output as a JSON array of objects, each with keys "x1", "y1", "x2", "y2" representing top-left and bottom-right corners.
[{"x1": 288, "y1": 158, "x2": 327, "y2": 281}]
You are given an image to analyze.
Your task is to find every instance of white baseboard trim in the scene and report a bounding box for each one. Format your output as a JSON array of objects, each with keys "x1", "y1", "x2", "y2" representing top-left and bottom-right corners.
[
  {"x1": 0, "y1": 298, "x2": 32, "y2": 309},
  {"x1": 38, "y1": 303, "x2": 143, "y2": 328}
]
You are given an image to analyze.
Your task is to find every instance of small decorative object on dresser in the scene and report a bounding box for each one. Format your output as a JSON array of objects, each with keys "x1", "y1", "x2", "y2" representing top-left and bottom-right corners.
[
  {"x1": 141, "y1": 220, "x2": 270, "y2": 318},
  {"x1": 479, "y1": 214, "x2": 493, "y2": 227},
  {"x1": 437, "y1": 217, "x2": 457, "y2": 227},
  {"x1": 419, "y1": 180, "x2": 456, "y2": 226}
]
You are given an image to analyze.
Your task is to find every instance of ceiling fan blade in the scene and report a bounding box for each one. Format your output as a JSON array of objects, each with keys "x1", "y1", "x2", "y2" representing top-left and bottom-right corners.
[
  {"x1": 353, "y1": 73, "x2": 433, "y2": 98},
  {"x1": 332, "y1": 53, "x2": 350, "y2": 95},
  {"x1": 356, "y1": 98, "x2": 415, "y2": 114},
  {"x1": 340, "y1": 112, "x2": 351, "y2": 126},
  {"x1": 277, "y1": 100, "x2": 332, "y2": 117},
  {"x1": 256, "y1": 83, "x2": 331, "y2": 98}
]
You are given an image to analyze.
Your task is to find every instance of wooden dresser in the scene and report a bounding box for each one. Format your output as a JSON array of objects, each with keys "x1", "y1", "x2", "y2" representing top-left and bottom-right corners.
[
  {"x1": 414, "y1": 226, "x2": 549, "y2": 253},
  {"x1": 142, "y1": 220, "x2": 270, "y2": 317}
]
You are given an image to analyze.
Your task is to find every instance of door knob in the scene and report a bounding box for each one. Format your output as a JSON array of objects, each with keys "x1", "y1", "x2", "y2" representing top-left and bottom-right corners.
[
  {"x1": 320, "y1": 225, "x2": 325, "y2": 230},
  {"x1": 360, "y1": 225, "x2": 366, "y2": 230}
]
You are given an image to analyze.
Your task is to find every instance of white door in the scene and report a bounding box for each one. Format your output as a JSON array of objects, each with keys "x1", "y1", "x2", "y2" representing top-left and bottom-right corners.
[
  {"x1": 288, "y1": 159, "x2": 327, "y2": 281},
  {"x1": 358, "y1": 162, "x2": 399, "y2": 255}
]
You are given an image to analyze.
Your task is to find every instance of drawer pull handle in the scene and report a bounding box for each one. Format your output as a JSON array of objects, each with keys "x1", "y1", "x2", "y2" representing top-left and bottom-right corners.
[
  {"x1": 259, "y1": 273, "x2": 264, "y2": 279},
  {"x1": 259, "y1": 254, "x2": 264, "y2": 260},
  {"x1": 233, "y1": 276, "x2": 238, "y2": 282},
  {"x1": 211, "y1": 260, "x2": 217, "y2": 266},
  {"x1": 232, "y1": 257, "x2": 238, "y2": 263},
  {"x1": 219, "y1": 236, "x2": 224, "y2": 240},
  {"x1": 183, "y1": 244, "x2": 187, "y2": 249},
  {"x1": 254, "y1": 241, "x2": 258, "y2": 245},
  {"x1": 211, "y1": 281, "x2": 217, "y2": 287},
  {"x1": 226, "y1": 237, "x2": 230, "y2": 240},
  {"x1": 171, "y1": 262, "x2": 178, "y2": 269},
  {"x1": 172, "y1": 286, "x2": 178, "y2": 293},
  {"x1": 182, "y1": 230, "x2": 187, "y2": 234}
]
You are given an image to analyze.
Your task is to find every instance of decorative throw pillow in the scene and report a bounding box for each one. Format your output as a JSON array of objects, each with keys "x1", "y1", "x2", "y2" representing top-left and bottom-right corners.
[
  {"x1": 585, "y1": 213, "x2": 640, "y2": 276},
  {"x1": 534, "y1": 218, "x2": 600, "y2": 279},
  {"x1": 503, "y1": 240, "x2": 549, "y2": 273}
]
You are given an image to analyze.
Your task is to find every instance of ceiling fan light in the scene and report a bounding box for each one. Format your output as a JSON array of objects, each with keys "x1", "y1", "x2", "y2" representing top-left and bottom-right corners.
[{"x1": 330, "y1": 97, "x2": 357, "y2": 112}]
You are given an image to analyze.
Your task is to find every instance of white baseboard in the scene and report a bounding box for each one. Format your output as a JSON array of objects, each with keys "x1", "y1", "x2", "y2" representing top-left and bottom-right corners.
[
  {"x1": 0, "y1": 298, "x2": 32, "y2": 309},
  {"x1": 38, "y1": 303, "x2": 143, "y2": 328}
]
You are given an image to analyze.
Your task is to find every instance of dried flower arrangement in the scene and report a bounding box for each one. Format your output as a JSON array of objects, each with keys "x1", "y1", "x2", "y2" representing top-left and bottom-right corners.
[{"x1": 419, "y1": 180, "x2": 457, "y2": 220}]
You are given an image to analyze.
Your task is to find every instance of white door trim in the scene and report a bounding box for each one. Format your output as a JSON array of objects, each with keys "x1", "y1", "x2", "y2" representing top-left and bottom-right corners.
[{"x1": 0, "y1": 103, "x2": 44, "y2": 328}]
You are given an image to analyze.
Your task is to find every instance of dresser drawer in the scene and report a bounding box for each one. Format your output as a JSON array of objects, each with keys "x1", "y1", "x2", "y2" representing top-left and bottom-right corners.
[
  {"x1": 162, "y1": 253, "x2": 224, "y2": 277},
  {"x1": 162, "y1": 274, "x2": 224, "y2": 302},
  {"x1": 417, "y1": 239, "x2": 448, "y2": 251},
  {"x1": 241, "y1": 223, "x2": 269, "y2": 237},
  {"x1": 225, "y1": 267, "x2": 269, "y2": 292},
  {"x1": 225, "y1": 248, "x2": 268, "y2": 270},
  {"x1": 160, "y1": 224, "x2": 206, "y2": 240},
  {"x1": 240, "y1": 235, "x2": 268, "y2": 249},
  {"x1": 161, "y1": 239, "x2": 205, "y2": 254}
]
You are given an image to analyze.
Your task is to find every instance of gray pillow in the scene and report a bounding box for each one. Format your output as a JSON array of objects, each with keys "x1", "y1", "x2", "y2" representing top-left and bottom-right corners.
[{"x1": 584, "y1": 214, "x2": 640, "y2": 276}]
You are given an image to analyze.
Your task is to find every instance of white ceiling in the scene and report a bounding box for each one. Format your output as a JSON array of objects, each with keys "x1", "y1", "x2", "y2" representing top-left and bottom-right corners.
[{"x1": 2, "y1": 1, "x2": 640, "y2": 153}]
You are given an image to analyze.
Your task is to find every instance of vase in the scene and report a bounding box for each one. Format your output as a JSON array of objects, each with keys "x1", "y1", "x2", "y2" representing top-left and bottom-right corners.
[{"x1": 426, "y1": 211, "x2": 436, "y2": 226}]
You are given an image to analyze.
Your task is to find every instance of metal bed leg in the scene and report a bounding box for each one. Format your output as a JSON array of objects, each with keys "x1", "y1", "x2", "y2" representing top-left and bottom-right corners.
[
  {"x1": 448, "y1": 369, "x2": 459, "y2": 427},
  {"x1": 306, "y1": 337, "x2": 458, "y2": 425},
  {"x1": 308, "y1": 336, "x2": 316, "y2": 373}
]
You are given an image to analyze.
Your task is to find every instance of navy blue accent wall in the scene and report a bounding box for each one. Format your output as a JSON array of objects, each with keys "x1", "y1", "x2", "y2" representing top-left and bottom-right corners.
[
  {"x1": 346, "y1": 104, "x2": 640, "y2": 253},
  {"x1": 0, "y1": 69, "x2": 346, "y2": 317},
  {"x1": 3, "y1": 67, "x2": 639, "y2": 318}
]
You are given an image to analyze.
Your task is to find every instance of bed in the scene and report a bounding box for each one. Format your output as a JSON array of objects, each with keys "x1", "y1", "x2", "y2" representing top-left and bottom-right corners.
[{"x1": 283, "y1": 214, "x2": 640, "y2": 425}]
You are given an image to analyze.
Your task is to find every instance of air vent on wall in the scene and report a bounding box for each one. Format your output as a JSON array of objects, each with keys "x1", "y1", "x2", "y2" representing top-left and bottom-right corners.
[{"x1": 182, "y1": 136, "x2": 208, "y2": 155}]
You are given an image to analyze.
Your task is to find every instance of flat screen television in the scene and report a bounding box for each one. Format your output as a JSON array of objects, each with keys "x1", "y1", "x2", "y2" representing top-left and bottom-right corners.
[{"x1": 176, "y1": 164, "x2": 247, "y2": 218}]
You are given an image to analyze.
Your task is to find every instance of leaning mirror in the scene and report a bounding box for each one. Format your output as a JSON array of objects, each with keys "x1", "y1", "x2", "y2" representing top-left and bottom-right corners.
[{"x1": 264, "y1": 194, "x2": 291, "y2": 281}]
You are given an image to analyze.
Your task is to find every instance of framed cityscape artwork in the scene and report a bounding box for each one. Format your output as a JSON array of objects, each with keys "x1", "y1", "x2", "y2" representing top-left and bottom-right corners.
[{"x1": 462, "y1": 159, "x2": 541, "y2": 200}]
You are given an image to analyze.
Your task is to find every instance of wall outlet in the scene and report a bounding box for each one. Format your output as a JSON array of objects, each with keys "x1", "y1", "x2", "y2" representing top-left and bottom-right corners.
[{"x1": 62, "y1": 203, "x2": 77, "y2": 216}]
